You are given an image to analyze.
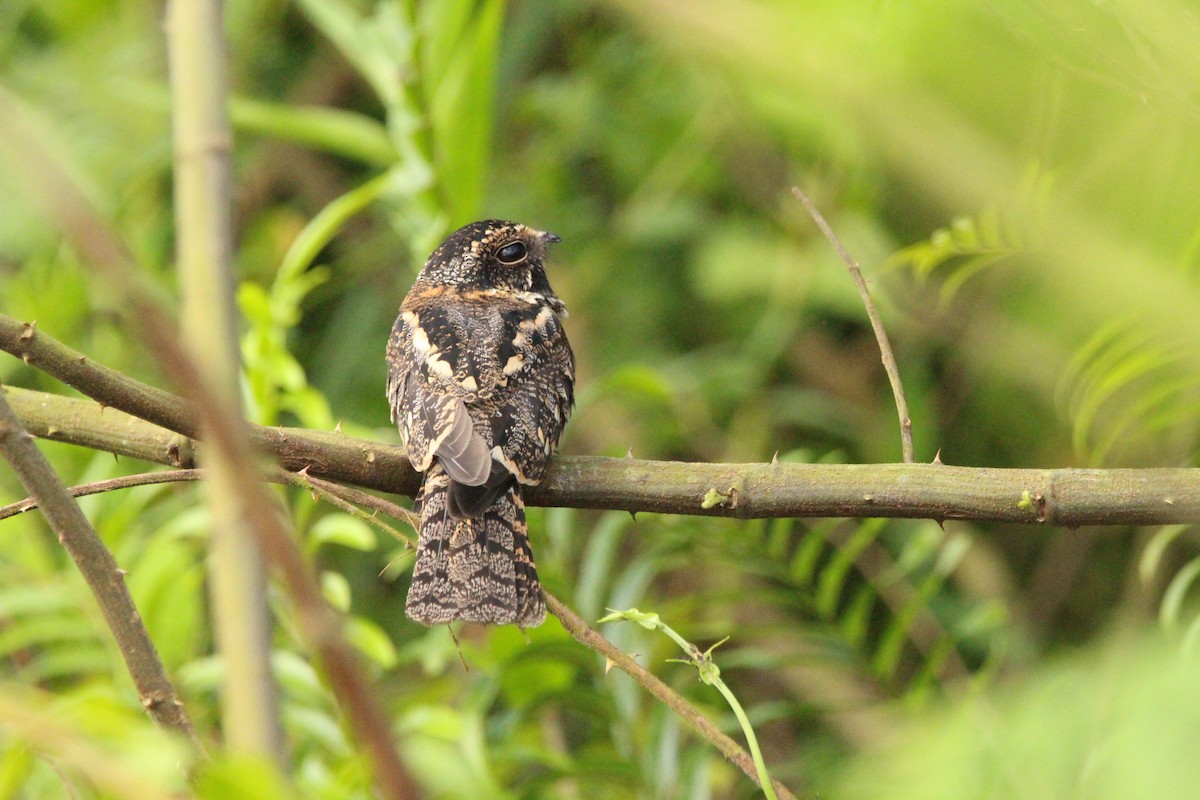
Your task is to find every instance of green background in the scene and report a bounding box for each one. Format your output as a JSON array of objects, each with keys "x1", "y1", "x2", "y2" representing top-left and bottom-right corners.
[{"x1": 1, "y1": 1, "x2": 1199, "y2": 797}]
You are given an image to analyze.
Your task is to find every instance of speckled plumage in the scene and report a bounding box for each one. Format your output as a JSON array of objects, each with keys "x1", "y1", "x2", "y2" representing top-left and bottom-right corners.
[{"x1": 386, "y1": 220, "x2": 574, "y2": 627}]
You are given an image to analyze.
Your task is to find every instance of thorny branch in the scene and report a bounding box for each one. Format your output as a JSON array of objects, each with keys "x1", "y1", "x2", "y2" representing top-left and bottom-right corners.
[{"x1": 6, "y1": 372, "x2": 1200, "y2": 527}]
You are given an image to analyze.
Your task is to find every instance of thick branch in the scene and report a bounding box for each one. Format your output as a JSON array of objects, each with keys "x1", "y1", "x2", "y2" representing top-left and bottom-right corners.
[
  {"x1": 6, "y1": 385, "x2": 1200, "y2": 526},
  {"x1": 0, "y1": 389, "x2": 201, "y2": 748}
]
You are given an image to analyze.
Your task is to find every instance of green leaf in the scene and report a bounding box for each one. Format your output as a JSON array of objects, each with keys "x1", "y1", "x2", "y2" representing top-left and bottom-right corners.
[
  {"x1": 423, "y1": 0, "x2": 504, "y2": 222},
  {"x1": 230, "y1": 97, "x2": 396, "y2": 166},
  {"x1": 308, "y1": 513, "x2": 377, "y2": 552},
  {"x1": 1160, "y1": 557, "x2": 1200, "y2": 633},
  {"x1": 276, "y1": 172, "x2": 394, "y2": 285},
  {"x1": 817, "y1": 518, "x2": 885, "y2": 618},
  {"x1": 599, "y1": 607, "x2": 661, "y2": 630},
  {"x1": 195, "y1": 754, "x2": 295, "y2": 800},
  {"x1": 1139, "y1": 525, "x2": 1189, "y2": 585},
  {"x1": 320, "y1": 571, "x2": 352, "y2": 612},
  {"x1": 345, "y1": 616, "x2": 398, "y2": 668}
]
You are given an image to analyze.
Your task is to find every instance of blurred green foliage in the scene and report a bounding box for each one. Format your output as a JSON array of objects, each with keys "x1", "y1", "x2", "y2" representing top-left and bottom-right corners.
[{"x1": 2, "y1": 0, "x2": 1200, "y2": 797}]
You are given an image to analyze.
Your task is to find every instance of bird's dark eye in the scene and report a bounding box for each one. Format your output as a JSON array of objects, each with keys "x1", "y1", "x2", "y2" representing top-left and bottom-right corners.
[{"x1": 496, "y1": 241, "x2": 527, "y2": 264}]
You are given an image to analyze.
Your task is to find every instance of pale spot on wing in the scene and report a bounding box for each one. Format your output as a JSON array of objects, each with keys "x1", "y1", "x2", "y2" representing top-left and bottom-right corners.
[
  {"x1": 491, "y1": 445, "x2": 536, "y2": 485},
  {"x1": 427, "y1": 355, "x2": 453, "y2": 378},
  {"x1": 503, "y1": 355, "x2": 524, "y2": 375},
  {"x1": 406, "y1": 312, "x2": 431, "y2": 354}
]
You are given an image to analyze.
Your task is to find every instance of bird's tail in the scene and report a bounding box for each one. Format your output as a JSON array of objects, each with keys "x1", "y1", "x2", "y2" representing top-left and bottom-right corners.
[{"x1": 405, "y1": 465, "x2": 546, "y2": 627}]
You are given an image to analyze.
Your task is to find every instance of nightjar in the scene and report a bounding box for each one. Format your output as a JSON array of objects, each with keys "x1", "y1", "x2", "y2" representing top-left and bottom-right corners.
[{"x1": 386, "y1": 220, "x2": 575, "y2": 627}]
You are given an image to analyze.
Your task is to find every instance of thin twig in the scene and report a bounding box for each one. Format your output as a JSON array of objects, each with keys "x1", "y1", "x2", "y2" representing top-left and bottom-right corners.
[
  {"x1": 0, "y1": 467, "x2": 420, "y2": 535},
  {"x1": 792, "y1": 186, "x2": 915, "y2": 463},
  {"x1": 0, "y1": 468, "x2": 204, "y2": 521},
  {"x1": 0, "y1": 388, "x2": 203, "y2": 749},
  {"x1": 283, "y1": 469, "x2": 419, "y2": 540}
]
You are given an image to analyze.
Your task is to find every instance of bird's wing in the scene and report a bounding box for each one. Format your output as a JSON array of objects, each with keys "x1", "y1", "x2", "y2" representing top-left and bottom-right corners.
[
  {"x1": 386, "y1": 301, "x2": 492, "y2": 486},
  {"x1": 483, "y1": 302, "x2": 576, "y2": 486}
]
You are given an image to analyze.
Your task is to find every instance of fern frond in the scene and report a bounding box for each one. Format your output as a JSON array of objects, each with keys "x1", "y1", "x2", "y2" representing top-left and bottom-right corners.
[
  {"x1": 1057, "y1": 317, "x2": 1200, "y2": 464},
  {"x1": 888, "y1": 168, "x2": 1055, "y2": 303}
]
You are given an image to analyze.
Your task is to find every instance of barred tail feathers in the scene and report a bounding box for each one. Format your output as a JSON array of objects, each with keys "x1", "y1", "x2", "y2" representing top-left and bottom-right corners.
[{"x1": 405, "y1": 466, "x2": 546, "y2": 627}]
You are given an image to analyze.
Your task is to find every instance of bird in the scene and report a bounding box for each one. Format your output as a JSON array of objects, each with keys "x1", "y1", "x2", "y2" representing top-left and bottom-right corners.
[{"x1": 386, "y1": 220, "x2": 575, "y2": 627}]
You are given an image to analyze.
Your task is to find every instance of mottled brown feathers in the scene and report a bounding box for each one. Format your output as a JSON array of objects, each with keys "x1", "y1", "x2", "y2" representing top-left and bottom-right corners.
[{"x1": 386, "y1": 220, "x2": 573, "y2": 627}]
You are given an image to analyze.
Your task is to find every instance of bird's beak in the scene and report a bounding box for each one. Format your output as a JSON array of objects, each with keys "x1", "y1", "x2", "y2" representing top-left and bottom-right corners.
[{"x1": 540, "y1": 231, "x2": 562, "y2": 244}]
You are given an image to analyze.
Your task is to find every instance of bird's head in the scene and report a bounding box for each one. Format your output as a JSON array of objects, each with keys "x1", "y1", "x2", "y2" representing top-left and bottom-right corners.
[{"x1": 417, "y1": 220, "x2": 561, "y2": 296}]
